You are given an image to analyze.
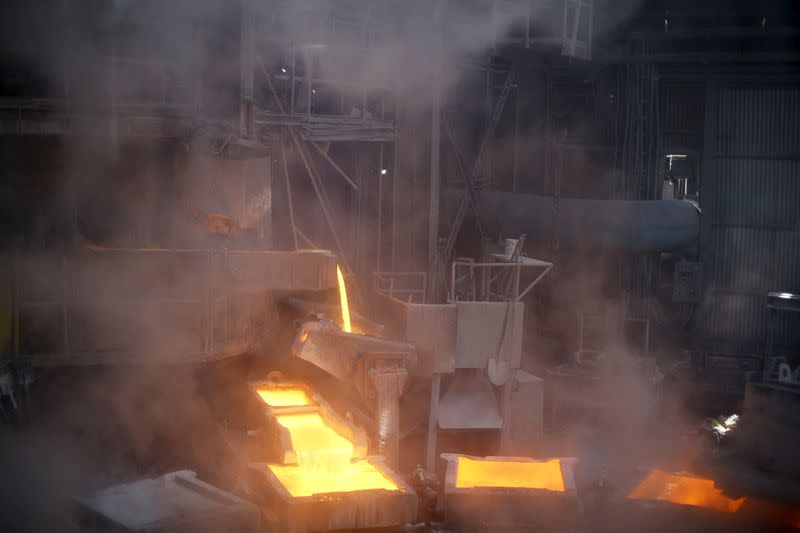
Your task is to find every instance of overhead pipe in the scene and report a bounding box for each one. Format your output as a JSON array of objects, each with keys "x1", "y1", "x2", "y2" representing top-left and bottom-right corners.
[{"x1": 476, "y1": 192, "x2": 700, "y2": 252}]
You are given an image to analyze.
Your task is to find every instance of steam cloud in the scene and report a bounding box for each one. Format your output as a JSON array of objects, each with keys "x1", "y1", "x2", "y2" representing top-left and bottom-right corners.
[{"x1": 0, "y1": 1, "x2": 683, "y2": 532}]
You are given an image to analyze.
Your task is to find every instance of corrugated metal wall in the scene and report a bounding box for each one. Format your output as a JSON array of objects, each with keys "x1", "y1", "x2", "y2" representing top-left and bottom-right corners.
[{"x1": 698, "y1": 84, "x2": 800, "y2": 350}]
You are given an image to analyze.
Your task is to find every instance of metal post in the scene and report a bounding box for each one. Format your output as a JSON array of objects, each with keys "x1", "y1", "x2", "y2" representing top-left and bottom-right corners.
[
  {"x1": 429, "y1": 67, "x2": 442, "y2": 286},
  {"x1": 512, "y1": 84, "x2": 520, "y2": 192},
  {"x1": 281, "y1": 135, "x2": 299, "y2": 250},
  {"x1": 61, "y1": 255, "x2": 68, "y2": 357},
  {"x1": 290, "y1": 44, "x2": 296, "y2": 114},
  {"x1": 305, "y1": 49, "x2": 312, "y2": 116},
  {"x1": 240, "y1": 0, "x2": 255, "y2": 138},
  {"x1": 425, "y1": 373, "x2": 441, "y2": 470},
  {"x1": 391, "y1": 107, "x2": 399, "y2": 274},
  {"x1": 377, "y1": 144, "x2": 384, "y2": 272},
  {"x1": 109, "y1": 53, "x2": 118, "y2": 161},
  {"x1": 368, "y1": 361, "x2": 408, "y2": 468}
]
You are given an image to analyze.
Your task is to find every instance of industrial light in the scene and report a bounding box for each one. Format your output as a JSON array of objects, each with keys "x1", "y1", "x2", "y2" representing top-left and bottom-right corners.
[
  {"x1": 380, "y1": 169, "x2": 388, "y2": 175},
  {"x1": 667, "y1": 154, "x2": 687, "y2": 171},
  {"x1": 767, "y1": 291, "x2": 800, "y2": 308},
  {"x1": 281, "y1": 67, "x2": 287, "y2": 73}
]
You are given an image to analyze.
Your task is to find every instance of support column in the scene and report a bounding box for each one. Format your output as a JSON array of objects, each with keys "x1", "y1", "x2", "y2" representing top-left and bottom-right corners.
[
  {"x1": 369, "y1": 363, "x2": 408, "y2": 468},
  {"x1": 425, "y1": 373, "x2": 441, "y2": 470},
  {"x1": 428, "y1": 70, "x2": 442, "y2": 271}
]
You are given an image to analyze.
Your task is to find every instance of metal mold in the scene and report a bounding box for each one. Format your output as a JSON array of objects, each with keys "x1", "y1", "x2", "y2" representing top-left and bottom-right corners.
[
  {"x1": 247, "y1": 457, "x2": 418, "y2": 533},
  {"x1": 75, "y1": 470, "x2": 260, "y2": 532},
  {"x1": 249, "y1": 378, "x2": 369, "y2": 465},
  {"x1": 441, "y1": 454, "x2": 580, "y2": 532}
]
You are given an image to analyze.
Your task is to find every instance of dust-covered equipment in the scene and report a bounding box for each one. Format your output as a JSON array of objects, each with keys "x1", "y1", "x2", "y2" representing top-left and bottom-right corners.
[{"x1": 75, "y1": 470, "x2": 261, "y2": 532}]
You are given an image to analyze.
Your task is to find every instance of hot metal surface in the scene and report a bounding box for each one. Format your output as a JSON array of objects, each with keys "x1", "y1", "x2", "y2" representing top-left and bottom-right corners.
[
  {"x1": 627, "y1": 469, "x2": 746, "y2": 513},
  {"x1": 273, "y1": 411, "x2": 354, "y2": 463},
  {"x1": 256, "y1": 387, "x2": 312, "y2": 408},
  {"x1": 248, "y1": 458, "x2": 418, "y2": 533},
  {"x1": 441, "y1": 454, "x2": 580, "y2": 532},
  {"x1": 454, "y1": 456, "x2": 566, "y2": 492},
  {"x1": 267, "y1": 459, "x2": 400, "y2": 497}
]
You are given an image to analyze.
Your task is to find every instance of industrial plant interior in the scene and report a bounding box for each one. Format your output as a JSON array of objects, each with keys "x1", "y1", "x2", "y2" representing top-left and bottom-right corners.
[{"x1": 3, "y1": 0, "x2": 800, "y2": 531}]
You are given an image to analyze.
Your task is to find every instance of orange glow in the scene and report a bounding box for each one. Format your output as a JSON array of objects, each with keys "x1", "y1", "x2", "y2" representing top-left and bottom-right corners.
[
  {"x1": 275, "y1": 412, "x2": 354, "y2": 462},
  {"x1": 268, "y1": 460, "x2": 400, "y2": 497},
  {"x1": 256, "y1": 387, "x2": 312, "y2": 408},
  {"x1": 336, "y1": 265, "x2": 352, "y2": 333},
  {"x1": 627, "y1": 469, "x2": 746, "y2": 513},
  {"x1": 269, "y1": 408, "x2": 400, "y2": 497},
  {"x1": 455, "y1": 457, "x2": 566, "y2": 492}
]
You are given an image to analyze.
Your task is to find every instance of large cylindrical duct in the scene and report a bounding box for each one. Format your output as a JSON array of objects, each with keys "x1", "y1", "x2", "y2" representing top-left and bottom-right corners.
[{"x1": 477, "y1": 192, "x2": 700, "y2": 252}]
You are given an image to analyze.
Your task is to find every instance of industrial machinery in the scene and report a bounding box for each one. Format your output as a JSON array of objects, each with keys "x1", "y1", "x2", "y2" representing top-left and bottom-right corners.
[{"x1": 10, "y1": 248, "x2": 339, "y2": 365}]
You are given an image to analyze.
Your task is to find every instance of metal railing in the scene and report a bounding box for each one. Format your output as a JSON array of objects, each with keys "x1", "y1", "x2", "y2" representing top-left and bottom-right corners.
[{"x1": 373, "y1": 271, "x2": 427, "y2": 303}]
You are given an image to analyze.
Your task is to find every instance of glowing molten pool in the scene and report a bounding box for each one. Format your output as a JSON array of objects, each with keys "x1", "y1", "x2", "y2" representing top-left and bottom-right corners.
[
  {"x1": 270, "y1": 410, "x2": 399, "y2": 497},
  {"x1": 627, "y1": 469, "x2": 746, "y2": 513},
  {"x1": 256, "y1": 387, "x2": 312, "y2": 408},
  {"x1": 454, "y1": 457, "x2": 566, "y2": 492},
  {"x1": 274, "y1": 412, "x2": 354, "y2": 464},
  {"x1": 268, "y1": 460, "x2": 400, "y2": 497},
  {"x1": 336, "y1": 265, "x2": 352, "y2": 333}
]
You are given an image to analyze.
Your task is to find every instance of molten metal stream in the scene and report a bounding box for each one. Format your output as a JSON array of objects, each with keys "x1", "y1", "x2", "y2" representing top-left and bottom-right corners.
[
  {"x1": 270, "y1": 411, "x2": 399, "y2": 497},
  {"x1": 627, "y1": 469, "x2": 746, "y2": 513},
  {"x1": 256, "y1": 388, "x2": 312, "y2": 407},
  {"x1": 336, "y1": 265, "x2": 352, "y2": 333},
  {"x1": 455, "y1": 457, "x2": 566, "y2": 492}
]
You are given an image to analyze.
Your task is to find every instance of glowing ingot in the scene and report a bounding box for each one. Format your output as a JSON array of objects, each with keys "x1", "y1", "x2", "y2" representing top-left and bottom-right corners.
[
  {"x1": 627, "y1": 469, "x2": 746, "y2": 513},
  {"x1": 454, "y1": 456, "x2": 566, "y2": 492},
  {"x1": 267, "y1": 460, "x2": 400, "y2": 498},
  {"x1": 441, "y1": 454, "x2": 580, "y2": 532}
]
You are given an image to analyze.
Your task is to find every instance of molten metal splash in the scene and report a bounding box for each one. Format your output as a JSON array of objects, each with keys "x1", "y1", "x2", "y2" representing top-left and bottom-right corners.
[
  {"x1": 455, "y1": 457, "x2": 566, "y2": 492},
  {"x1": 627, "y1": 469, "x2": 746, "y2": 513},
  {"x1": 271, "y1": 410, "x2": 399, "y2": 497},
  {"x1": 336, "y1": 265, "x2": 352, "y2": 333},
  {"x1": 256, "y1": 388, "x2": 312, "y2": 408}
]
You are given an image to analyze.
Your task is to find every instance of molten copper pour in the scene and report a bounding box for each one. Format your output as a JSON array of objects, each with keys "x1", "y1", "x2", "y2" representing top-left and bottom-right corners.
[{"x1": 336, "y1": 265, "x2": 352, "y2": 333}]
